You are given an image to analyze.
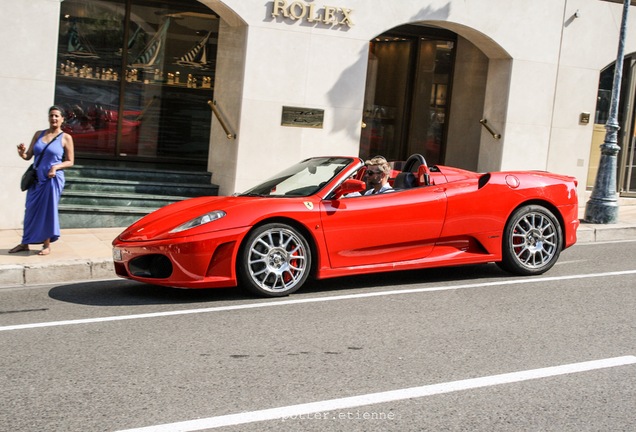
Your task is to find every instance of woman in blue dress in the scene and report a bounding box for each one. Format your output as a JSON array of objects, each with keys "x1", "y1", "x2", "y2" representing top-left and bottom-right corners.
[{"x1": 10, "y1": 106, "x2": 75, "y2": 255}]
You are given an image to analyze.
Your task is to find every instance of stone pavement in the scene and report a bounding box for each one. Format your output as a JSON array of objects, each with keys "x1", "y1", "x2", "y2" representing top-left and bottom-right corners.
[
  {"x1": 1, "y1": 205, "x2": 636, "y2": 289},
  {"x1": 0, "y1": 227, "x2": 121, "y2": 288}
]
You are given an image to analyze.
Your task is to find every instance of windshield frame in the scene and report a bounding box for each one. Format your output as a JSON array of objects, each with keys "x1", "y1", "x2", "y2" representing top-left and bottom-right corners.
[{"x1": 239, "y1": 157, "x2": 356, "y2": 198}]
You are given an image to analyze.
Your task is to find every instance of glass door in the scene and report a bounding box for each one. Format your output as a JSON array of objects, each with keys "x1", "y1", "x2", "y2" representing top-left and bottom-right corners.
[
  {"x1": 55, "y1": 0, "x2": 126, "y2": 156},
  {"x1": 360, "y1": 26, "x2": 456, "y2": 165},
  {"x1": 123, "y1": 1, "x2": 217, "y2": 160},
  {"x1": 406, "y1": 39, "x2": 454, "y2": 165},
  {"x1": 360, "y1": 37, "x2": 412, "y2": 162}
]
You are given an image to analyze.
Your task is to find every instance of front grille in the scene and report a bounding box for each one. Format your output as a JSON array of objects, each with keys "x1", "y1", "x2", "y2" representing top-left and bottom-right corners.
[{"x1": 129, "y1": 254, "x2": 173, "y2": 279}]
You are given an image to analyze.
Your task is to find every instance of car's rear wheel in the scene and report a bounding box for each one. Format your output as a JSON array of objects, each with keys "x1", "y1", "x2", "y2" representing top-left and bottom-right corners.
[
  {"x1": 238, "y1": 223, "x2": 311, "y2": 297},
  {"x1": 498, "y1": 205, "x2": 562, "y2": 275}
]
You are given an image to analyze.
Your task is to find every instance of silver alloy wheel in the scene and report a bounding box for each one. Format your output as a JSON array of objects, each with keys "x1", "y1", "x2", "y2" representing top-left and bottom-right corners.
[
  {"x1": 246, "y1": 226, "x2": 309, "y2": 293},
  {"x1": 510, "y1": 211, "x2": 558, "y2": 269}
]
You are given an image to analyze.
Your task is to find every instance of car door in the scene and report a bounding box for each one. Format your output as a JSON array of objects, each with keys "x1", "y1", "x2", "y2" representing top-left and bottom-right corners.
[{"x1": 319, "y1": 187, "x2": 447, "y2": 268}]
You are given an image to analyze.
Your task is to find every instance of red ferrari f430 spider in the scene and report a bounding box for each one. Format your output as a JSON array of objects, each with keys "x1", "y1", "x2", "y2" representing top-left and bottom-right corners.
[{"x1": 112, "y1": 155, "x2": 579, "y2": 297}]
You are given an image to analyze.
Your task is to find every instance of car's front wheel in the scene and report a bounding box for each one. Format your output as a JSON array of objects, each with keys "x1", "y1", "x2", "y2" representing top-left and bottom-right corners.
[
  {"x1": 498, "y1": 205, "x2": 562, "y2": 275},
  {"x1": 238, "y1": 223, "x2": 311, "y2": 297}
]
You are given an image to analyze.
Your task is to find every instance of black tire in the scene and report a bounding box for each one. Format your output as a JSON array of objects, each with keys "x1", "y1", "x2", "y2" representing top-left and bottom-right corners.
[
  {"x1": 238, "y1": 223, "x2": 311, "y2": 297},
  {"x1": 498, "y1": 205, "x2": 562, "y2": 275}
]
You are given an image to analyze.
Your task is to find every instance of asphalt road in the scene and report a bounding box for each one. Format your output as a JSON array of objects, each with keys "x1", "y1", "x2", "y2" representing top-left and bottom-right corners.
[{"x1": 1, "y1": 240, "x2": 635, "y2": 432}]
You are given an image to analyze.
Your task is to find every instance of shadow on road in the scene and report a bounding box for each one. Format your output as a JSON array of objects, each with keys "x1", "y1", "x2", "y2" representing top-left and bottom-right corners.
[
  {"x1": 303, "y1": 263, "x2": 508, "y2": 295},
  {"x1": 48, "y1": 263, "x2": 510, "y2": 307},
  {"x1": 48, "y1": 280, "x2": 246, "y2": 306}
]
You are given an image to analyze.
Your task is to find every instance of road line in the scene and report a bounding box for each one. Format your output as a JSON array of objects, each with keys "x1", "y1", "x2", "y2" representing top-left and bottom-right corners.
[
  {"x1": 555, "y1": 259, "x2": 588, "y2": 265},
  {"x1": 1, "y1": 269, "x2": 635, "y2": 332},
  {"x1": 116, "y1": 356, "x2": 636, "y2": 431},
  {"x1": 576, "y1": 239, "x2": 636, "y2": 246}
]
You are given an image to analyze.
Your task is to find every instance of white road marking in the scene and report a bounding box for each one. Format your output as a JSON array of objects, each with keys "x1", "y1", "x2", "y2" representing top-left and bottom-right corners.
[
  {"x1": 575, "y1": 239, "x2": 636, "y2": 246},
  {"x1": 1, "y1": 270, "x2": 635, "y2": 332},
  {"x1": 115, "y1": 356, "x2": 636, "y2": 431},
  {"x1": 555, "y1": 259, "x2": 588, "y2": 265}
]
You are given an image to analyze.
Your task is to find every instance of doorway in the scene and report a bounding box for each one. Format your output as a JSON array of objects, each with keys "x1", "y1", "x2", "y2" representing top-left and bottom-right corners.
[{"x1": 360, "y1": 25, "x2": 456, "y2": 165}]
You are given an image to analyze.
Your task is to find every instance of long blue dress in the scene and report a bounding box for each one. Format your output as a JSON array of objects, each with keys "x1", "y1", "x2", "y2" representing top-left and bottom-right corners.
[{"x1": 22, "y1": 131, "x2": 65, "y2": 245}]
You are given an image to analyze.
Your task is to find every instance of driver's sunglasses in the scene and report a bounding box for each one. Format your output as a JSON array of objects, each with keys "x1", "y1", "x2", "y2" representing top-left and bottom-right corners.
[{"x1": 365, "y1": 169, "x2": 382, "y2": 175}]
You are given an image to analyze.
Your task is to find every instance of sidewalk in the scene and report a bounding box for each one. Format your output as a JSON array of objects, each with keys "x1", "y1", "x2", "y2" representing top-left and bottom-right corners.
[
  {"x1": 0, "y1": 227, "x2": 122, "y2": 287},
  {"x1": 1, "y1": 206, "x2": 636, "y2": 288}
]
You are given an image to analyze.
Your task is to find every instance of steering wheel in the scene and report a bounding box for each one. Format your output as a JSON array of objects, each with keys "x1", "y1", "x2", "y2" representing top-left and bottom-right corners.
[{"x1": 403, "y1": 153, "x2": 427, "y2": 173}]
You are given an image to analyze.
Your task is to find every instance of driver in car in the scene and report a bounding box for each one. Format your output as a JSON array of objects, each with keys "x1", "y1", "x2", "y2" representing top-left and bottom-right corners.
[{"x1": 348, "y1": 156, "x2": 394, "y2": 196}]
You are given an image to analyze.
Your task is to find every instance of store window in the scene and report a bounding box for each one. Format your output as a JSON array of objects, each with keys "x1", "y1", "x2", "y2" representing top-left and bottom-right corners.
[
  {"x1": 593, "y1": 58, "x2": 636, "y2": 196},
  {"x1": 360, "y1": 25, "x2": 456, "y2": 165},
  {"x1": 594, "y1": 66, "x2": 615, "y2": 125},
  {"x1": 55, "y1": 0, "x2": 218, "y2": 164}
]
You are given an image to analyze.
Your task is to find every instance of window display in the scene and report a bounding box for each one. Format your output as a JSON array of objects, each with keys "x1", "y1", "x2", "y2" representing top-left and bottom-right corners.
[{"x1": 54, "y1": 0, "x2": 218, "y2": 164}]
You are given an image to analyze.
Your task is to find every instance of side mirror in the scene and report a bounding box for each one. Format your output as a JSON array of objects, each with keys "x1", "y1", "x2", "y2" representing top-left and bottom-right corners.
[{"x1": 333, "y1": 179, "x2": 366, "y2": 199}]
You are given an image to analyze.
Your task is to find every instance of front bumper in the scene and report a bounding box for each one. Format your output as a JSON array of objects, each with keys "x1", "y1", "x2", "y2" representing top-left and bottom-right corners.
[{"x1": 112, "y1": 227, "x2": 248, "y2": 289}]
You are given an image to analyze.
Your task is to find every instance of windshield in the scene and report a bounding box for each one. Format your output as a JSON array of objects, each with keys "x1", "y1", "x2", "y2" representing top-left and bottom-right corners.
[{"x1": 240, "y1": 157, "x2": 353, "y2": 197}]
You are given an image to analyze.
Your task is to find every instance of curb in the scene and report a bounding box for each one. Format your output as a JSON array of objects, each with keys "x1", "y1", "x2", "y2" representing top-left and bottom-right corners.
[
  {"x1": 577, "y1": 223, "x2": 636, "y2": 243},
  {"x1": 0, "y1": 258, "x2": 114, "y2": 289}
]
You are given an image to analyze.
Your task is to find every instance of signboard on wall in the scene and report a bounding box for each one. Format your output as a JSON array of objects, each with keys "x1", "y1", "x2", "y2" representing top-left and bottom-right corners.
[{"x1": 281, "y1": 106, "x2": 324, "y2": 128}]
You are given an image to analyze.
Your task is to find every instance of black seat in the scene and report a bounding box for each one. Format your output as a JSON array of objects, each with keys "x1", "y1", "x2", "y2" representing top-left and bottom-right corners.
[{"x1": 393, "y1": 171, "x2": 417, "y2": 189}]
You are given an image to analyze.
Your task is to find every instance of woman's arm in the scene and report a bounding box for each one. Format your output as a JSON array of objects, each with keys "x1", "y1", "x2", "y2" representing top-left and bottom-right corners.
[{"x1": 17, "y1": 131, "x2": 40, "y2": 161}]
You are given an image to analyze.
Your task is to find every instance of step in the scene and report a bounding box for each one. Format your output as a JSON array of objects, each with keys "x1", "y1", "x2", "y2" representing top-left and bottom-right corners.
[
  {"x1": 66, "y1": 164, "x2": 212, "y2": 184},
  {"x1": 64, "y1": 177, "x2": 219, "y2": 197},
  {"x1": 59, "y1": 204, "x2": 154, "y2": 229},
  {"x1": 60, "y1": 190, "x2": 186, "y2": 208},
  {"x1": 59, "y1": 161, "x2": 220, "y2": 229}
]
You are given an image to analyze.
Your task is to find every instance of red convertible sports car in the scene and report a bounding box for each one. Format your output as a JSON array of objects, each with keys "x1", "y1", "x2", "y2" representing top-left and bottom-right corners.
[{"x1": 112, "y1": 154, "x2": 579, "y2": 297}]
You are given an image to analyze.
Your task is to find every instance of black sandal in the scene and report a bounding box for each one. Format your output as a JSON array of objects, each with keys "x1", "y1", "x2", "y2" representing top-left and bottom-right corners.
[{"x1": 9, "y1": 244, "x2": 29, "y2": 253}]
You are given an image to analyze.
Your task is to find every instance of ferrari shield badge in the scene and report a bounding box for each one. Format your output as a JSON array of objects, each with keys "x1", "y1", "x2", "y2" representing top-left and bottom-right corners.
[{"x1": 303, "y1": 201, "x2": 314, "y2": 210}]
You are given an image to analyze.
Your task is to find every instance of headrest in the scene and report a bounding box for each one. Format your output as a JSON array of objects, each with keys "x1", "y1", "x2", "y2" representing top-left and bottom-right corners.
[{"x1": 393, "y1": 172, "x2": 417, "y2": 189}]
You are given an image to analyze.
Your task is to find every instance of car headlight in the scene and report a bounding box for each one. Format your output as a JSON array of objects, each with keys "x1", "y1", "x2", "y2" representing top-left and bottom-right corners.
[{"x1": 169, "y1": 210, "x2": 226, "y2": 233}]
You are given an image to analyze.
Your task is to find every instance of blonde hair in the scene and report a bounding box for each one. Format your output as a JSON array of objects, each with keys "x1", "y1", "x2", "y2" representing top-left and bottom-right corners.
[{"x1": 365, "y1": 156, "x2": 391, "y2": 176}]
